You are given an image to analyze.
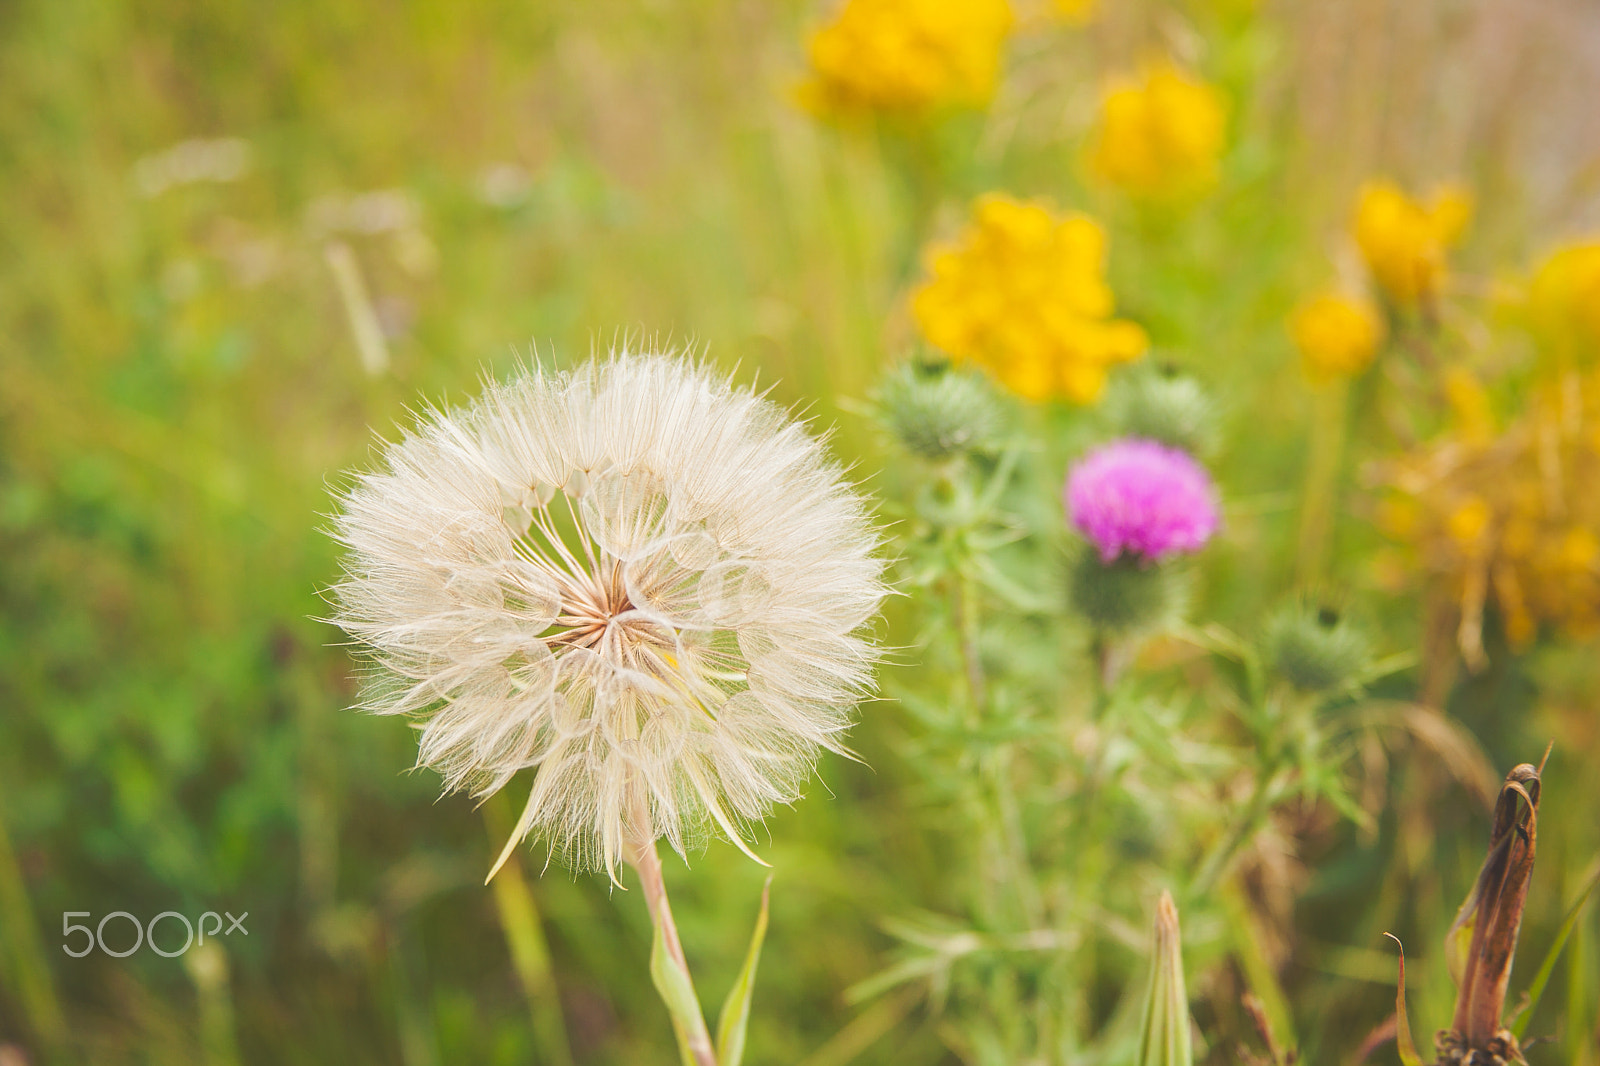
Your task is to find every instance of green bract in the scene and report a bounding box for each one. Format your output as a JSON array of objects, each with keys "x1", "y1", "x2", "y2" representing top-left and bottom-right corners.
[
  {"x1": 877, "y1": 361, "x2": 1002, "y2": 462},
  {"x1": 1264, "y1": 604, "x2": 1370, "y2": 693}
]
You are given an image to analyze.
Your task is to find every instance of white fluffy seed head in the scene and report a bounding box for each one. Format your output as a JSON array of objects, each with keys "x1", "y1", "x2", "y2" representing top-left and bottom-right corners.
[{"x1": 330, "y1": 352, "x2": 886, "y2": 877}]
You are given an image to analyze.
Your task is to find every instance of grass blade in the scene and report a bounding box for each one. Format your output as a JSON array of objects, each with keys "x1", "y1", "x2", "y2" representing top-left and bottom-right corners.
[
  {"x1": 715, "y1": 877, "x2": 772, "y2": 1066},
  {"x1": 1510, "y1": 855, "x2": 1600, "y2": 1040}
]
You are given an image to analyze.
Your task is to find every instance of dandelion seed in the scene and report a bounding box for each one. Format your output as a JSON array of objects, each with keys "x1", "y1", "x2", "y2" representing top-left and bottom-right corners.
[{"x1": 330, "y1": 353, "x2": 887, "y2": 878}]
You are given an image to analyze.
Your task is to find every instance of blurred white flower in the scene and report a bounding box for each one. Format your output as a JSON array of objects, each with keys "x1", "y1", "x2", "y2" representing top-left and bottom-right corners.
[
  {"x1": 133, "y1": 138, "x2": 252, "y2": 197},
  {"x1": 477, "y1": 162, "x2": 533, "y2": 208},
  {"x1": 307, "y1": 188, "x2": 420, "y2": 236},
  {"x1": 331, "y1": 353, "x2": 886, "y2": 877}
]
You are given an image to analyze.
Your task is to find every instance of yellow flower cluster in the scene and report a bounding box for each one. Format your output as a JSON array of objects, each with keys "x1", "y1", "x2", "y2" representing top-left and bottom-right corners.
[
  {"x1": 1090, "y1": 64, "x2": 1227, "y2": 199},
  {"x1": 1379, "y1": 368, "x2": 1600, "y2": 660},
  {"x1": 1289, "y1": 292, "x2": 1384, "y2": 381},
  {"x1": 801, "y1": 0, "x2": 1014, "y2": 114},
  {"x1": 1526, "y1": 241, "x2": 1600, "y2": 364},
  {"x1": 911, "y1": 195, "x2": 1147, "y2": 403},
  {"x1": 1352, "y1": 180, "x2": 1472, "y2": 310}
]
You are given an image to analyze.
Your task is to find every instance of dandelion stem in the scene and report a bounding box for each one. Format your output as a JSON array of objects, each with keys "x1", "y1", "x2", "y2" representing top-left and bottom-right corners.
[{"x1": 625, "y1": 821, "x2": 718, "y2": 1066}]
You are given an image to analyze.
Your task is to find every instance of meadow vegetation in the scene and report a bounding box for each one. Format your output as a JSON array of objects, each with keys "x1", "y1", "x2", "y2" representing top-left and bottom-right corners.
[{"x1": 2, "y1": 1, "x2": 1599, "y2": 1064}]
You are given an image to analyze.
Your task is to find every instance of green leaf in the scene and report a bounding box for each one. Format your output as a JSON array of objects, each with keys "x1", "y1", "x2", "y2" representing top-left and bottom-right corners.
[
  {"x1": 650, "y1": 917, "x2": 710, "y2": 1066},
  {"x1": 1384, "y1": 933, "x2": 1424, "y2": 1066},
  {"x1": 1172, "y1": 622, "x2": 1265, "y2": 709},
  {"x1": 1222, "y1": 881, "x2": 1296, "y2": 1054},
  {"x1": 715, "y1": 877, "x2": 772, "y2": 1066}
]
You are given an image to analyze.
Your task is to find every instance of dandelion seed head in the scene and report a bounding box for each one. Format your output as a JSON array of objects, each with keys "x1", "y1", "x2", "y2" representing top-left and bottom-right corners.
[{"x1": 331, "y1": 353, "x2": 886, "y2": 876}]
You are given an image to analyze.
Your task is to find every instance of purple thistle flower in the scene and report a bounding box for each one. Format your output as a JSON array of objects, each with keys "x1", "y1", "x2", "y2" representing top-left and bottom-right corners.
[{"x1": 1066, "y1": 438, "x2": 1220, "y2": 563}]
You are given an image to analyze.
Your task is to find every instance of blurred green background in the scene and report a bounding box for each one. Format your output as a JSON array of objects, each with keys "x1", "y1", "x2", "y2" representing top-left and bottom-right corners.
[{"x1": 2, "y1": 0, "x2": 1598, "y2": 1063}]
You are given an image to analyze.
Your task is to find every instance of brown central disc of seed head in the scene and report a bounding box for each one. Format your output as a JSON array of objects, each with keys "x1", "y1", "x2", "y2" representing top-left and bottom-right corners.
[{"x1": 549, "y1": 558, "x2": 665, "y2": 653}]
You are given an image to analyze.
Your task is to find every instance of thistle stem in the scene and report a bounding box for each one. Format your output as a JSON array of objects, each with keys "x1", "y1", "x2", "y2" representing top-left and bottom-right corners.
[
  {"x1": 625, "y1": 825, "x2": 717, "y2": 1066},
  {"x1": 952, "y1": 565, "x2": 1041, "y2": 929},
  {"x1": 954, "y1": 569, "x2": 986, "y2": 720},
  {"x1": 1190, "y1": 767, "x2": 1279, "y2": 900},
  {"x1": 1296, "y1": 381, "x2": 1348, "y2": 585}
]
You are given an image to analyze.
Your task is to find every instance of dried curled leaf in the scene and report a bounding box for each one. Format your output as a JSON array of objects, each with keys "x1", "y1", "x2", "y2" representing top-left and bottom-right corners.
[
  {"x1": 1384, "y1": 933, "x2": 1423, "y2": 1066},
  {"x1": 1446, "y1": 755, "x2": 1545, "y2": 1051}
]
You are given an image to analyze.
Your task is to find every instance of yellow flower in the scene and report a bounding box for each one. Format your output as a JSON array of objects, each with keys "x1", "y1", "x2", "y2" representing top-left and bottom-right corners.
[
  {"x1": 911, "y1": 195, "x2": 1146, "y2": 403},
  {"x1": 1379, "y1": 370, "x2": 1600, "y2": 656},
  {"x1": 1352, "y1": 180, "x2": 1472, "y2": 310},
  {"x1": 801, "y1": 0, "x2": 1013, "y2": 115},
  {"x1": 1090, "y1": 63, "x2": 1226, "y2": 199},
  {"x1": 1527, "y1": 241, "x2": 1600, "y2": 363},
  {"x1": 1446, "y1": 495, "x2": 1492, "y2": 555},
  {"x1": 1054, "y1": 0, "x2": 1096, "y2": 25},
  {"x1": 1289, "y1": 292, "x2": 1383, "y2": 381},
  {"x1": 1442, "y1": 366, "x2": 1495, "y2": 446}
]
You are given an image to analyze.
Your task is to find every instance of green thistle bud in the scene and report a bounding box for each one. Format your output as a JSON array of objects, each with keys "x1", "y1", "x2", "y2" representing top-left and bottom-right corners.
[
  {"x1": 1136, "y1": 891, "x2": 1193, "y2": 1066},
  {"x1": 1067, "y1": 552, "x2": 1184, "y2": 633},
  {"x1": 1110, "y1": 367, "x2": 1217, "y2": 456},
  {"x1": 876, "y1": 360, "x2": 1001, "y2": 462},
  {"x1": 1264, "y1": 603, "x2": 1370, "y2": 692}
]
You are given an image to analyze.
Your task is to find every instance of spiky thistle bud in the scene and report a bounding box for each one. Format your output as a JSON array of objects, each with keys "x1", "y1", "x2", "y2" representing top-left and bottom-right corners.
[
  {"x1": 1109, "y1": 368, "x2": 1217, "y2": 456},
  {"x1": 1067, "y1": 552, "x2": 1184, "y2": 633},
  {"x1": 1263, "y1": 603, "x2": 1369, "y2": 693},
  {"x1": 876, "y1": 360, "x2": 1002, "y2": 462}
]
